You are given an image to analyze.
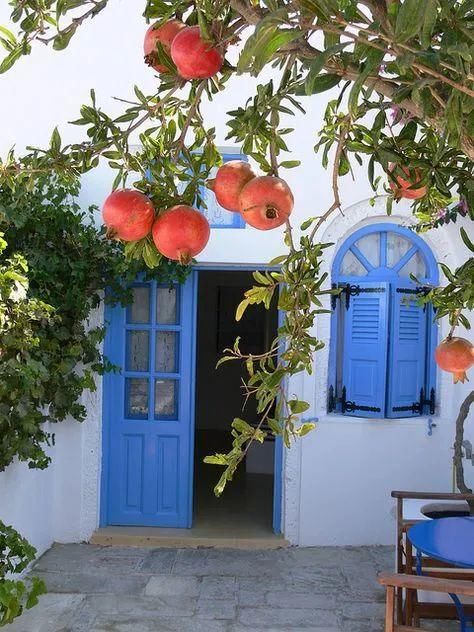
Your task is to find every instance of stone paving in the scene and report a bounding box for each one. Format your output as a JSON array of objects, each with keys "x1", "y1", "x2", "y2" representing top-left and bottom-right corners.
[{"x1": 6, "y1": 544, "x2": 458, "y2": 631}]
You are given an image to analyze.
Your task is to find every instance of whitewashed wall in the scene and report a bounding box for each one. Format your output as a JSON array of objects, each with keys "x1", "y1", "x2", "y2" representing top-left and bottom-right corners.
[{"x1": 0, "y1": 0, "x2": 472, "y2": 550}]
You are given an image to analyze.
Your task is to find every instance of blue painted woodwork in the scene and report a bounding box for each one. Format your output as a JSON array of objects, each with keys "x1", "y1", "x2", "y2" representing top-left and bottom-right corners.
[
  {"x1": 102, "y1": 276, "x2": 196, "y2": 528},
  {"x1": 329, "y1": 222, "x2": 439, "y2": 419},
  {"x1": 198, "y1": 153, "x2": 247, "y2": 229},
  {"x1": 387, "y1": 283, "x2": 428, "y2": 418},
  {"x1": 341, "y1": 282, "x2": 389, "y2": 418},
  {"x1": 409, "y1": 517, "x2": 474, "y2": 632},
  {"x1": 409, "y1": 517, "x2": 474, "y2": 569},
  {"x1": 102, "y1": 265, "x2": 283, "y2": 531},
  {"x1": 272, "y1": 307, "x2": 286, "y2": 534},
  {"x1": 332, "y1": 223, "x2": 439, "y2": 284}
]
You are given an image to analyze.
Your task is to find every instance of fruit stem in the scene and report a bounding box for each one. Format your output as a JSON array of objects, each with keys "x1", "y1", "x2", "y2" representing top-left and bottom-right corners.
[{"x1": 178, "y1": 250, "x2": 192, "y2": 266}]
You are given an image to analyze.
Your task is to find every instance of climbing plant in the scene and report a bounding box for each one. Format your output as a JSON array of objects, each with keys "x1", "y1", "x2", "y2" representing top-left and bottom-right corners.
[
  {"x1": 0, "y1": 174, "x2": 188, "y2": 625},
  {"x1": 0, "y1": 520, "x2": 45, "y2": 626},
  {"x1": 0, "y1": 1, "x2": 472, "y2": 493}
]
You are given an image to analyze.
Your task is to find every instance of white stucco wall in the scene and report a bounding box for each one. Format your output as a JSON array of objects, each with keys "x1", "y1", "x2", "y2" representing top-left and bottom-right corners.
[{"x1": 0, "y1": 0, "x2": 472, "y2": 550}]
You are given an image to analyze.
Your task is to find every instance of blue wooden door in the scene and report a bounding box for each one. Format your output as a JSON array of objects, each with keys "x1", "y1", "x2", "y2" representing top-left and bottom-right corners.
[{"x1": 102, "y1": 276, "x2": 196, "y2": 527}]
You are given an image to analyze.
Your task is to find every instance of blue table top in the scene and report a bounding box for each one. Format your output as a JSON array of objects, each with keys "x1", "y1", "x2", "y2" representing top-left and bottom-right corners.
[{"x1": 408, "y1": 517, "x2": 474, "y2": 569}]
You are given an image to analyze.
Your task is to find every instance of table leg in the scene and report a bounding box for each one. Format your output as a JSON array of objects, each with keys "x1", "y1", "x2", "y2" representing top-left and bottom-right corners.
[
  {"x1": 448, "y1": 592, "x2": 468, "y2": 632},
  {"x1": 415, "y1": 549, "x2": 470, "y2": 631},
  {"x1": 415, "y1": 550, "x2": 423, "y2": 576}
]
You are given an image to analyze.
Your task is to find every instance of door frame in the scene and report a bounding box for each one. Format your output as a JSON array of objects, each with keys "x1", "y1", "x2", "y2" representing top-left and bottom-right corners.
[{"x1": 100, "y1": 265, "x2": 284, "y2": 533}]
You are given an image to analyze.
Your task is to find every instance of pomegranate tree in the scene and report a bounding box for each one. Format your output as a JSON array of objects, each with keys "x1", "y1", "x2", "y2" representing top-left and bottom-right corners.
[
  {"x1": 208, "y1": 161, "x2": 256, "y2": 212},
  {"x1": 144, "y1": 20, "x2": 185, "y2": 73},
  {"x1": 435, "y1": 337, "x2": 474, "y2": 384},
  {"x1": 170, "y1": 26, "x2": 223, "y2": 80},
  {"x1": 102, "y1": 190, "x2": 155, "y2": 242},
  {"x1": 238, "y1": 176, "x2": 294, "y2": 230},
  {"x1": 152, "y1": 205, "x2": 210, "y2": 264}
]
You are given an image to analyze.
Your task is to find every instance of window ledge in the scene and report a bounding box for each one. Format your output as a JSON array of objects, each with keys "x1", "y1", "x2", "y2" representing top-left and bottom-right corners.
[{"x1": 318, "y1": 414, "x2": 439, "y2": 427}]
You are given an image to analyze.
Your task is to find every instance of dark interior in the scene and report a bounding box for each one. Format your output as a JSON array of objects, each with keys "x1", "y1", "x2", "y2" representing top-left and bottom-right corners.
[{"x1": 194, "y1": 270, "x2": 278, "y2": 534}]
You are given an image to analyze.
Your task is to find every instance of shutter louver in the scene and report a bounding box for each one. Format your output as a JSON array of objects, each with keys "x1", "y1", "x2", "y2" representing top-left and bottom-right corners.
[
  {"x1": 387, "y1": 284, "x2": 428, "y2": 418},
  {"x1": 341, "y1": 282, "x2": 389, "y2": 418}
]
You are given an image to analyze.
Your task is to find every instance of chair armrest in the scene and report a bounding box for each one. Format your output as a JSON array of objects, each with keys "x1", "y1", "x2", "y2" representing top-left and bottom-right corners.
[
  {"x1": 391, "y1": 490, "x2": 474, "y2": 501},
  {"x1": 378, "y1": 573, "x2": 474, "y2": 597}
]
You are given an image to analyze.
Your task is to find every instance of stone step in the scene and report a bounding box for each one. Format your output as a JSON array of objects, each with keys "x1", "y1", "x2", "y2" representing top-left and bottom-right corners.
[{"x1": 90, "y1": 526, "x2": 289, "y2": 549}]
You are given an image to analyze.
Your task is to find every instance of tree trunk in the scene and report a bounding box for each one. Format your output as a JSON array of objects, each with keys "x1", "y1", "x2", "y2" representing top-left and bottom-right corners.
[{"x1": 453, "y1": 390, "x2": 474, "y2": 515}]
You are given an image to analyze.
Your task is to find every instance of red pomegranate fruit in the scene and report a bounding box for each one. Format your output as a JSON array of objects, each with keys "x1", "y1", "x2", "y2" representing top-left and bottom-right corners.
[
  {"x1": 238, "y1": 176, "x2": 294, "y2": 230},
  {"x1": 102, "y1": 189, "x2": 155, "y2": 242},
  {"x1": 144, "y1": 19, "x2": 185, "y2": 73},
  {"x1": 208, "y1": 161, "x2": 256, "y2": 212},
  {"x1": 389, "y1": 164, "x2": 427, "y2": 200},
  {"x1": 434, "y1": 337, "x2": 474, "y2": 384},
  {"x1": 152, "y1": 205, "x2": 210, "y2": 264},
  {"x1": 170, "y1": 26, "x2": 223, "y2": 80}
]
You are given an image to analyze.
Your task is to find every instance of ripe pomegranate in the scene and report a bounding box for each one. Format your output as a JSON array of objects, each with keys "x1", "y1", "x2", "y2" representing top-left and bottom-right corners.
[
  {"x1": 170, "y1": 26, "x2": 223, "y2": 80},
  {"x1": 144, "y1": 19, "x2": 185, "y2": 73},
  {"x1": 435, "y1": 337, "x2": 474, "y2": 384},
  {"x1": 102, "y1": 189, "x2": 155, "y2": 242},
  {"x1": 389, "y1": 164, "x2": 427, "y2": 200},
  {"x1": 152, "y1": 205, "x2": 210, "y2": 264},
  {"x1": 208, "y1": 161, "x2": 256, "y2": 212},
  {"x1": 238, "y1": 176, "x2": 294, "y2": 230}
]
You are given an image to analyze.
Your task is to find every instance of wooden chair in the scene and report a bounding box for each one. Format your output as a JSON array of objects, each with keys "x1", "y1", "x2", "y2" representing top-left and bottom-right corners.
[
  {"x1": 392, "y1": 491, "x2": 474, "y2": 626},
  {"x1": 379, "y1": 572, "x2": 474, "y2": 631}
]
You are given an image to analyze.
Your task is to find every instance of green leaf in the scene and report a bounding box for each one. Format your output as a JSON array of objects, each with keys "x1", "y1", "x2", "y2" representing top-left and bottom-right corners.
[
  {"x1": 421, "y1": 0, "x2": 438, "y2": 48},
  {"x1": 235, "y1": 299, "x2": 250, "y2": 322},
  {"x1": 239, "y1": 26, "x2": 303, "y2": 75},
  {"x1": 0, "y1": 25, "x2": 16, "y2": 45},
  {"x1": 0, "y1": 47, "x2": 22, "y2": 74},
  {"x1": 50, "y1": 127, "x2": 61, "y2": 153},
  {"x1": 288, "y1": 399, "x2": 310, "y2": 414},
  {"x1": 302, "y1": 73, "x2": 341, "y2": 95},
  {"x1": 298, "y1": 422, "x2": 316, "y2": 436},
  {"x1": 53, "y1": 24, "x2": 77, "y2": 50},
  {"x1": 395, "y1": 0, "x2": 430, "y2": 43},
  {"x1": 460, "y1": 227, "x2": 474, "y2": 253}
]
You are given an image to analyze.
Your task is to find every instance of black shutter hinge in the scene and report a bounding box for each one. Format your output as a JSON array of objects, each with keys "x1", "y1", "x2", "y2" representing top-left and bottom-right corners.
[
  {"x1": 392, "y1": 387, "x2": 436, "y2": 416},
  {"x1": 330, "y1": 284, "x2": 339, "y2": 310},
  {"x1": 328, "y1": 384, "x2": 336, "y2": 412},
  {"x1": 329, "y1": 384, "x2": 382, "y2": 414},
  {"x1": 341, "y1": 385, "x2": 381, "y2": 414},
  {"x1": 343, "y1": 284, "x2": 386, "y2": 310}
]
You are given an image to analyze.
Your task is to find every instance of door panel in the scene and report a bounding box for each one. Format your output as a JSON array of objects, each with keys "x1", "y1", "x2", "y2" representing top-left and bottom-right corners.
[{"x1": 102, "y1": 276, "x2": 195, "y2": 527}]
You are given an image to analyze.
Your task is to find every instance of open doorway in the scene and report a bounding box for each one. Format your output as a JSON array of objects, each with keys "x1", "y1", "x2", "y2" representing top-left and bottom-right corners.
[{"x1": 194, "y1": 270, "x2": 279, "y2": 536}]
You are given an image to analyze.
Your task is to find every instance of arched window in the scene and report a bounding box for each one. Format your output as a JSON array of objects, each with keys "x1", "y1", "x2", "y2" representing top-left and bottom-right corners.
[{"x1": 328, "y1": 223, "x2": 438, "y2": 419}]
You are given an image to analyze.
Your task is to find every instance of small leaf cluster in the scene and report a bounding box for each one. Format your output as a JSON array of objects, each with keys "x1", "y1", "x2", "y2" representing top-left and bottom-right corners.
[
  {"x1": 0, "y1": 520, "x2": 46, "y2": 627},
  {"x1": 0, "y1": 0, "x2": 109, "y2": 73},
  {"x1": 423, "y1": 227, "x2": 474, "y2": 331},
  {"x1": 204, "y1": 230, "x2": 332, "y2": 495}
]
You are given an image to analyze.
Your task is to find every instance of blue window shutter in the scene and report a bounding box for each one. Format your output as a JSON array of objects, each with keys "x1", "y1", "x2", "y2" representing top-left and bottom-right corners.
[
  {"x1": 341, "y1": 282, "x2": 389, "y2": 418},
  {"x1": 387, "y1": 284, "x2": 428, "y2": 418}
]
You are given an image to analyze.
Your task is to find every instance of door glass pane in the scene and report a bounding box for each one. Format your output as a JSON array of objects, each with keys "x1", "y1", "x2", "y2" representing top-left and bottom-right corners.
[
  {"x1": 399, "y1": 250, "x2": 426, "y2": 278},
  {"x1": 156, "y1": 287, "x2": 178, "y2": 324},
  {"x1": 125, "y1": 378, "x2": 149, "y2": 418},
  {"x1": 387, "y1": 233, "x2": 411, "y2": 268},
  {"x1": 355, "y1": 233, "x2": 380, "y2": 268},
  {"x1": 126, "y1": 331, "x2": 149, "y2": 372},
  {"x1": 155, "y1": 379, "x2": 178, "y2": 419},
  {"x1": 127, "y1": 286, "x2": 150, "y2": 324},
  {"x1": 155, "y1": 332, "x2": 179, "y2": 373},
  {"x1": 340, "y1": 250, "x2": 367, "y2": 276}
]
